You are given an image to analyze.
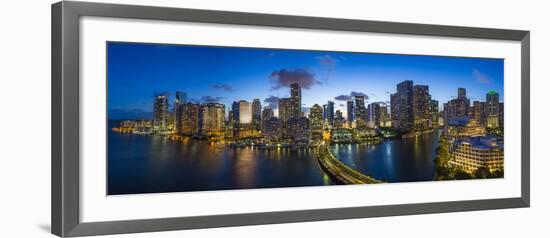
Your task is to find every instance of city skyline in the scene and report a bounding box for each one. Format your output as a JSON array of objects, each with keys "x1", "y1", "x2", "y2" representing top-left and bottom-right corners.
[{"x1": 107, "y1": 42, "x2": 504, "y2": 120}]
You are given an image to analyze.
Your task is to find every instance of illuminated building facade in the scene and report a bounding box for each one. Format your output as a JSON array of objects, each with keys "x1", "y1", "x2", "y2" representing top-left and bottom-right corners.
[
  {"x1": 326, "y1": 101, "x2": 335, "y2": 126},
  {"x1": 261, "y1": 107, "x2": 274, "y2": 131},
  {"x1": 290, "y1": 83, "x2": 302, "y2": 118},
  {"x1": 346, "y1": 100, "x2": 354, "y2": 128},
  {"x1": 449, "y1": 136, "x2": 504, "y2": 173},
  {"x1": 333, "y1": 110, "x2": 345, "y2": 128},
  {"x1": 252, "y1": 99, "x2": 262, "y2": 131},
  {"x1": 413, "y1": 85, "x2": 431, "y2": 130},
  {"x1": 486, "y1": 91, "x2": 500, "y2": 128},
  {"x1": 238, "y1": 100, "x2": 252, "y2": 125},
  {"x1": 354, "y1": 96, "x2": 367, "y2": 129},
  {"x1": 173, "y1": 91, "x2": 187, "y2": 133},
  {"x1": 392, "y1": 80, "x2": 414, "y2": 131},
  {"x1": 262, "y1": 117, "x2": 281, "y2": 140},
  {"x1": 309, "y1": 104, "x2": 324, "y2": 136},
  {"x1": 199, "y1": 103, "x2": 225, "y2": 135},
  {"x1": 153, "y1": 95, "x2": 169, "y2": 131},
  {"x1": 288, "y1": 116, "x2": 311, "y2": 143},
  {"x1": 181, "y1": 102, "x2": 199, "y2": 135}
]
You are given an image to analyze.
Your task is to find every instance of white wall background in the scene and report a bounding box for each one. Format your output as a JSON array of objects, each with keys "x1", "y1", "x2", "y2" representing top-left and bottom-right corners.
[{"x1": 0, "y1": 0, "x2": 547, "y2": 237}]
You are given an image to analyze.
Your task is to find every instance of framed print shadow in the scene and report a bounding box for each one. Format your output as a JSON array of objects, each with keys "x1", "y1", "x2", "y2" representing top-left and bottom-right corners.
[{"x1": 52, "y1": 1, "x2": 530, "y2": 237}]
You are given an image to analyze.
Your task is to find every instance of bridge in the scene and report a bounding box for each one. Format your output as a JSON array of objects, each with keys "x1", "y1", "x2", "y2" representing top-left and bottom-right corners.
[{"x1": 316, "y1": 142, "x2": 383, "y2": 184}]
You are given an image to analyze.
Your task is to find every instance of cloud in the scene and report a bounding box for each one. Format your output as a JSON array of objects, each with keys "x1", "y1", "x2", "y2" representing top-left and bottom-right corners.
[
  {"x1": 210, "y1": 84, "x2": 233, "y2": 92},
  {"x1": 473, "y1": 68, "x2": 491, "y2": 84},
  {"x1": 201, "y1": 96, "x2": 223, "y2": 103},
  {"x1": 351, "y1": 91, "x2": 369, "y2": 100},
  {"x1": 264, "y1": 95, "x2": 280, "y2": 109},
  {"x1": 334, "y1": 95, "x2": 352, "y2": 101},
  {"x1": 334, "y1": 91, "x2": 369, "y2": 101},
  {"x1": 316, "y1": 55, "x2": 339, "y2": 68},
  {"x1": 152, "y1": 91, "x2": 170, "y2": 97},
  {"x1": 269, "y1": 68, "x2": 320, "y2": 90}
]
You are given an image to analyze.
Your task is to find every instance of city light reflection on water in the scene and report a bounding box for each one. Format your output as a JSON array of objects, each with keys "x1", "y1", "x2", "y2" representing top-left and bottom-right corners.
[{"x1": 108, "y1": 122, "x2": 440, "y2": 195}]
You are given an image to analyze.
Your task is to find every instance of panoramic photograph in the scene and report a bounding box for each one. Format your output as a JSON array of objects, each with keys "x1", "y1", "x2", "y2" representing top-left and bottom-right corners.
[{"x1": 107, "y1": 42, "x2": 505, "y2": 195}]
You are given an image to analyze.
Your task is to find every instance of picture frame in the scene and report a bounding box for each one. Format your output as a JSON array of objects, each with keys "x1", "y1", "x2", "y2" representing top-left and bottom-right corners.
[{"x1": 51, "y1": 1, "x2": 530, "y2": 237}]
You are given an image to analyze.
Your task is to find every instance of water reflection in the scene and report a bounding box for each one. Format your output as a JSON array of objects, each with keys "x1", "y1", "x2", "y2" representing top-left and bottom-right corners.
[{"x1": 331, "y1": 130, "x2": 440, "y2": 183}]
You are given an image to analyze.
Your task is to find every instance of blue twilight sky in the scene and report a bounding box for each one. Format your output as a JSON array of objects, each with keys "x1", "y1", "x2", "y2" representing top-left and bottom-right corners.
[{"x1": 107, "y1": 42, "x2": 504, "y2": 120}]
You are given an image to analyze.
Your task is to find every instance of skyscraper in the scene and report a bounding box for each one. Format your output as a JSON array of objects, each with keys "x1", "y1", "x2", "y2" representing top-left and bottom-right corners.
[
  {"x1": 252, "y1": 99, "x2": 262, "y2": 131},
  {"x1": 199, "y1": 103, "x2": 225, "y2": 135},
  {"x1": 173, "y1": 91, "x2": 187, "y2": 133},
  {"x1": 430, "y1": 99, "x2": 439, "y2": 127},
  {"x1": 181, "y1": 102, "x2": 199, "y2": 135},
  {"x1": 278, "y1": 98, "x2": 292, "y2": 138},
  {"x1": 231, "y1": 101, "x2": 240, "y2": 128},
  {"x1": 326, "y1": 101, "x2": 335, "y2": 126},
  {"x1": 390, "y1": 93, "x2": 399, "y2": 128},
  {"x1": 262, "y1": 117, "x2": 282, "y2": 140},
  {"x1": 287, "y1": 116, "x2": 311, "y2": 142},
  {"x1": 278, "y1": 98, "x2": 292, "y2": 124},
  {"x1": 486, "y1": 91, "x2": 500, "y2": 128},
  {"x1": 368, "y1": 102, "x2": 387, "y2": 128},
  {"x1": 238, "y1": 100, "x2": 252, "y2": 125},
  {"x1": 153, "y1": 95, "x2": 169, "y2": 131},
  {"x1": 396, "y1": 80, "x2": 414, "y2": 131},
  {"x1": 413, "y1": 85, "x2": 431, "y2": 130},
  {"x1": 346, "y1": 100, "x2": 354, "y2": 128},
  {"x1": 354, "y1": 95, "x2": 367, "y2": 129},
  {"x1": 334, "y1": 110, "x2": 344, "y2": 128},
  {"x1": 261, "y1": 107, "x2": 274, "y2": 131},
  {"x1": 309, "y1": 104, "x2": 323, "y2": 136},
  {"x1": 290, "y1": 83, "x2": 302, "y2": 118}
]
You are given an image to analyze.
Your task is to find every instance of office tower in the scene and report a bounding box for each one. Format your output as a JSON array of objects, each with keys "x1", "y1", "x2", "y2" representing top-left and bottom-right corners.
[
  {"x1": 368, "y1": 102, "x2": 388, "y2": 128},
  {"x1": 449, "y1": 136, "x2": 503, "y2": 173},
  {"x1": 238, "y1": 100, "x2": 252, "y2": 125},
  {"x1": 278, "y1": 98, "x2": 292, "y2": 124},
  {"x1": 394, "y1": 80, "x2": 414, "y2": 131},
  {"x1": 262, "y1": 117, "x2": 282, "y2": 140},
  {"x1": 252, "y1": 99, "x2": 262, "y2": 131},
  {"x1": 309, "y1": 104, "x2": 324, "y2": 135},
  {"x1": 173, "y1": 91, "x2": 187, "y2": 133},
  {"x1": 499, "y1": 102, "x2": 504, "y2": 129},
  {"x1": 181, "y1": 102, "x2": 199, "y2": 135},
  {"x1": 261, "y1": 107, "x2": 274, "y2": 131},
  {"x1": 413, "y1": 85, "x2": 431, "y2": 130},
  {"x1": 326, "y1": 101, "x2": 335, "y2": 126},
  {"x1": 334, "y1": 110, "x2": 345, "y2": 128},
  {"x1": 472, "y1": 101, "x2": 483, "y2": 123},
  {"x1": 231, "y1": 101, "x2": 240, "y2": 128},
  {"x1": 287, "y1": 116, "x2": 311, "y2": 142},
  {"x1": 153, "y1": 95, "x2": 169, "y2": 131},
  {"x1": 486, "y1": 91, "x2": 500, "y2": 128},
  {"x1": 279, "y1": 98, "x2": 292, "y2": 138},
  {"x1": 290, "y1": 83, "x2": 302, "y2": 118},
  {"x1": 430, "y1": 99, "x2": 439, "y2": 127},
  {"x1": 323, "y1": 104, "x2": 328, "y2": 120},
  {"x1": 199, "y1": 103, "x2": 225, "y2": 135},
  {"x1": 354, "y1": 95, "x2": 367, "y2": 129},
  {"x1": 458, "y1": 88, "x2": 466, "y2": 99},
  {"x1": 390, "y1": 93, "x2": 399, "y2": 128},
  {"x1": 444, "y1": 88, "x2": 471, "y2": 126},
  {"x1": 346, "y1": 100, "x2": 354, "y2": 127}
]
